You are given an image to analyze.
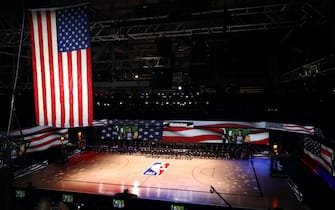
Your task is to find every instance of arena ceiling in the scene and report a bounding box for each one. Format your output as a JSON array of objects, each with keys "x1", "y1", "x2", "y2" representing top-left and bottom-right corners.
[{"x1": 0, "y1": 0, "x2": 334, "y2": 130}]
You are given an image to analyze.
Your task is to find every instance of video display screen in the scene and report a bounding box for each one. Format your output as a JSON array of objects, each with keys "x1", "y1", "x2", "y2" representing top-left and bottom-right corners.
[
  {"x1": 101, "y1": 120, "x2": 163, "y2": 141},
  {"x1": 101, "y1": 125, "x2": 138, "y2": 140},
  {"x1": 117, "y1": 125, "x2": 139, "y2": 140},
  {"x1": 171, "y1": 204, "x2": 185, "y2": 210},
  {"x1": 113, "y1": 198, "x2": 125, "y2": 208},
  {"x1": 222, "y1": 128, "x2": 250, "y2": 144},
  {"x1": 100, "y1": 119, "x2": 269, "y2": 144},
  {"x1": 162, "y1": 125, "x2": 269, "y2": 144},
  {"x1": 62, "y1": 194, "x2": 73, "y2": 203},
  {"x1": 15, "y1": 189, "x2": 25, "y2": 198}
]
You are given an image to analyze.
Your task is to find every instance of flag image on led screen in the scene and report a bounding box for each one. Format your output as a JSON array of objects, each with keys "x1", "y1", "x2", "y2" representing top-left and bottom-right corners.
[
  {"x1": 162, "y1": 120, "x2": 269, "y2": 144},
  {"x1": 162, "y1": 126, "x2": 268, "y2": 144},
  {"x1": 100, "y1": 119, "x2": 269, "y2": 144}
]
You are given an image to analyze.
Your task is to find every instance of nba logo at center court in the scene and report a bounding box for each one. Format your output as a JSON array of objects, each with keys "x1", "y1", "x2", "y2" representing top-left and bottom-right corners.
[{"x1": 143, "y1": 162, "x2": 170, "y2": 176}]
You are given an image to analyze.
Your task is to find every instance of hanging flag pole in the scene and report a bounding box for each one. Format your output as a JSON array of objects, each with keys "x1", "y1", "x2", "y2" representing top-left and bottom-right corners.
[
  {"x1": 1, "y1": 4, "x2": 26, "y2": 210},
  {"x1": 6, "y1": 6, "x2": 26, "y2": 137}
]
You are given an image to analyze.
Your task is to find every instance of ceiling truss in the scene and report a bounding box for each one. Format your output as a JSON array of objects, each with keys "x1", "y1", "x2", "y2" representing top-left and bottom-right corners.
[{"x1": 0, "y1": 4, "x2": 303, "y2": 48}]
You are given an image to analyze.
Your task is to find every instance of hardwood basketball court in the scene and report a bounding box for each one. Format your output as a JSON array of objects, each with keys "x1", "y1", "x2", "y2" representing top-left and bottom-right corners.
[{"x1": 15, "y1": 151, "x2": 305, "y2": 210}]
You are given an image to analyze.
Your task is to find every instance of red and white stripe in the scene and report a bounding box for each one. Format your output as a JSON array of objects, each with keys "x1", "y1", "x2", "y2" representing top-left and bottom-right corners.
[
  {"x1": 266, "y1": 122, "x2": 315, "y2": 135},
  {"x1": 282, "y1": 123, "x2": 315, "y2": 135},
  {"x1": 162, "y1": 124, "x2": 269, "y2": 144},
  {"x1": 10, "y1": 126, "x2": 69, "y2": 153},
  {"x1": 321, "y1": 144, "x2": 334, "y2": 172},
  {"x1": 164, "y1": 120, "x2": 266, "y2": 129},
  {"x1": 248, "y1": 129, "x2": 269, "y2": 145},
  {"x1": 10, "y1": 126, "x2": 54, "y2": 136},
  {"x1": 163, "y1": 127, "x2": 223, "y2": 143},
  {"x1": 24, "y1": 129, "x2": 69, "y2": 153},
  {"x1": 303, "y1": 143, "x2": 333, "y2": 174}
]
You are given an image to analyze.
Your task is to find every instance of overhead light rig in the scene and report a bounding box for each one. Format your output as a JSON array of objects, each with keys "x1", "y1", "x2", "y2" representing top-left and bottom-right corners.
[
  {"x1": 0, "y1": 4, "x2": 304, "y2": 48},
  {"x1": 90, "y1": 4, "x2": 301, "y2": 42},
  {"x1": 280, "y1": 54, "x2": 335, "y2": 83}
]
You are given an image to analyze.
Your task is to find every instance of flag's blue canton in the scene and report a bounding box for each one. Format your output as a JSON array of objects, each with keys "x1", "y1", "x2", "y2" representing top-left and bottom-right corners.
[
  {"x1": 101, "y1": 119, "x2": 163, "y2": 141},
  {"x1": 304, "y1": 137, "x2": 321, "y2": 156},
  {"x1": 57, "y1": 6, "x2": 90, "y2": 52}
]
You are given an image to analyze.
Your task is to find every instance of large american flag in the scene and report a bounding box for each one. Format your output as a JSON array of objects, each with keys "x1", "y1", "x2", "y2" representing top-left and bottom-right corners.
[
  {"x1": 303, "y1": 137, "x2": 334, "y2": 175},
  {"x1": 28, "y1": 4, "x2": 93, "y2": 128},
  {"x1": 10, "y1": 126, "x2": 69, "y2": 153}
]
